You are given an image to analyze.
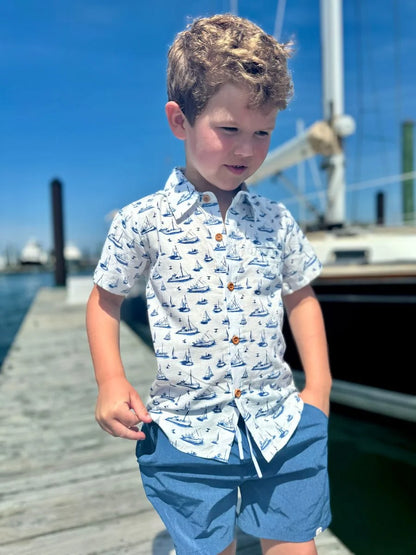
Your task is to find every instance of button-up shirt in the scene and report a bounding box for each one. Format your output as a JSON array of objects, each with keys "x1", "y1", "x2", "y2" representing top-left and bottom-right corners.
[{"x1": 94, "y1": 168, "x2": 322, "y2": 463}]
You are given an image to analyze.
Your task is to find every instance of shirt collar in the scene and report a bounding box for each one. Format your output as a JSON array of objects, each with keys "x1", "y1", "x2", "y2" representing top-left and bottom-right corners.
[
  {"x1": 164, "y1": 167, "x2": 258, "y2": 221},
  {"x1": 163, "y1": 168, "x2": 201, "y2": 221}
]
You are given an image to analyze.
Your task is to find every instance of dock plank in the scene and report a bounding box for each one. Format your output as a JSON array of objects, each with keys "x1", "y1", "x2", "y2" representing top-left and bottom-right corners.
[{"x1": 0, "y1": 286, "x2": 353, "y2": 554}]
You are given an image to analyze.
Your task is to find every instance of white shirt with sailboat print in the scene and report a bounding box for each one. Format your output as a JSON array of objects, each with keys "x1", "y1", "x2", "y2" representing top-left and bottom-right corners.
[{"x1": 94, "y1": 168, "x2": 322, "y2": 463}]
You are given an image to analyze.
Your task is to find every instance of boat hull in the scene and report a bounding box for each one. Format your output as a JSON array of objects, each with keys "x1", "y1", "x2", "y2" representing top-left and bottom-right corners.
[{"x1": 283, "y1": 271, "x2": 416, "y2": 397}]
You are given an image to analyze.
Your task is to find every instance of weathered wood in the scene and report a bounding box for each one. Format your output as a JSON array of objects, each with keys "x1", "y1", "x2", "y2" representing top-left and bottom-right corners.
[{"x1": 0, "y1": 286, "x2": 353, "y2": 554}]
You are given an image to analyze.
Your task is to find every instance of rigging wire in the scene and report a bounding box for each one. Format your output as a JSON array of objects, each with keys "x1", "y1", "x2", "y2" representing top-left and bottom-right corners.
[
  {"x1": 273, "y1": 0, "x2": 287, "y2": 41},
  {"x1": 363, "y1": 1, "x2": 391, "y2": 177},
  {"x1": 393, "y1": 0, "x2": 403, "y2": 129},
  {"x1": 229, "y1": 0, "x2": 238, "y2": 16},
  {"x1": 280, "y1": 170, "x2": 416, "y2": 225},
  {"x1": 352, "y1": 0, "x2": 364, "y2": 222}
]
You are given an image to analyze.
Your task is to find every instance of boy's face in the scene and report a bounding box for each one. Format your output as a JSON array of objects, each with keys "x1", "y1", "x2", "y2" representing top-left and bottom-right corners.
[{"x1": 181, "y1": 83, "x2": 278, "y2": 194}]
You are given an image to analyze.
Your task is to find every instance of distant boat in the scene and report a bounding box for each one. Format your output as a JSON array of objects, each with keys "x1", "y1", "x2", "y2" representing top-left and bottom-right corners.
[
  {"x1": 20, "y1": 239, "x2": 48, "y2": 266},
  {"x1": 64, "y1": 242, "x2": 82, "y2": 264},
  {"x1": 20, "y1": 239, "x2": 84, "y2": 269}
]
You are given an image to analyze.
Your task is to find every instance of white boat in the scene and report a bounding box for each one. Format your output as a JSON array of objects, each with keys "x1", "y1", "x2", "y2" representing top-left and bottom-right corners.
[
  {"x1": 64, "y1": 242, "x2": 82, "y2": 263},
  {"x1": 248, "y1": 0, "x2": 416, "y2": 277},
  {"x1": 20, "y1": 239, "x2": 48, "y2": 265}
]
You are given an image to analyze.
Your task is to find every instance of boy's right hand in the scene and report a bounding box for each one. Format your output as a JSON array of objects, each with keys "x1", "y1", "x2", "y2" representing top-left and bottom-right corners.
[{"x1": 95, "y1": 376, "x2": 152, "y2": 440}]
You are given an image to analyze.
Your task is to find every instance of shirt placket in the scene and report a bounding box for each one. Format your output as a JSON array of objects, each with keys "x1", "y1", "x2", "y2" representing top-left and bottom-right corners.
[
  {"x1": 200, "y1": 193, "x2": 241, "y2": 413},
  {"x1": 223, "y1": 200, "x2": 250, "y2": 414}
]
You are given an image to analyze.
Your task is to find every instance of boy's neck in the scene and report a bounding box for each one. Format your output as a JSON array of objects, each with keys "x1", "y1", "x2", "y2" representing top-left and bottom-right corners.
[
  {"x1": 216, "y1": 188, "x2": 240, "y2": 221},
  {"x1": 182, "y1": 168, "x2": 243, "y2": 220}
]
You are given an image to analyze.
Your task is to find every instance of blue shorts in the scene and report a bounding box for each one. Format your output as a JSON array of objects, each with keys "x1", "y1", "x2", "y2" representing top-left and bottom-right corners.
[{"x1": 136, "y1": 403, "x2": 331, "y2": 555}]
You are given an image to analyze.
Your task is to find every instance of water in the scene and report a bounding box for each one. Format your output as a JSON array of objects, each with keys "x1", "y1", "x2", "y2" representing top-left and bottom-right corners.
[
  {"x1": 0, "y1": 271, "x2": 54, "y2": 366},
  {"x1": 328, "y1": 407, "x2": 415, "y2": 554},
  {"x1": 1, "y1": 273, "x2": 415, "y2": 553}
]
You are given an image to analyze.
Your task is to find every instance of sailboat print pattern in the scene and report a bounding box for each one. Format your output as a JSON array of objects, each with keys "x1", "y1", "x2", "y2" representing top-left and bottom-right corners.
[{"x1": 94, "y1": 168, "x2": 322, "y2": 463}]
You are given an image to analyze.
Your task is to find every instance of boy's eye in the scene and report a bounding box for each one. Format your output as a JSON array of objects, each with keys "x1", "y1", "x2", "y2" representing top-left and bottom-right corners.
[
  {"x1": 256, "y1": 130, "x2": 270, "y2": 137},
  {"x1": 221, "y1": 127, "x2": 238, "y2": 133}
]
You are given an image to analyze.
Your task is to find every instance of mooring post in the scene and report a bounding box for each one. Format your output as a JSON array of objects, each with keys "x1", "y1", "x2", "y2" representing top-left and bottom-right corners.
[
  {"x1": 402, "y1": 120, "x2": 415, "y2": 225},
  {"x1": 376, "y1": 191, "x2": 385, "y2": 226},
  {"x1": 51, "y1": 178, "x2": 67, "y2": 286}
]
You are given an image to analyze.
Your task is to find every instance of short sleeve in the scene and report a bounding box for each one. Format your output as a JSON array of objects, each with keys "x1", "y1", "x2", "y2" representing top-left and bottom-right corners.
[
  {"x1": 93, "y1": 206, "x2": 149, "y2": 296},
  {"x1": 281, "y1": 210, "x2": 322, "y2": 296}
]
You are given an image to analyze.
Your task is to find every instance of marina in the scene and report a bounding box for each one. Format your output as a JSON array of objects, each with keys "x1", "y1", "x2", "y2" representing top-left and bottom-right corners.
[
  {"x1": 0, "y1": 1, "x2": 415, "y2": 552},
  {"x1": 0, "y1": 275, "x2": 415, "y2": 552}
]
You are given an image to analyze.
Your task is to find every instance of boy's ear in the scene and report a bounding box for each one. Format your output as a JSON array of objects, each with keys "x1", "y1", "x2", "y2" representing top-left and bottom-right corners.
[{"x1": 165, "y1": 101, "x2": 187, "y2": 140}]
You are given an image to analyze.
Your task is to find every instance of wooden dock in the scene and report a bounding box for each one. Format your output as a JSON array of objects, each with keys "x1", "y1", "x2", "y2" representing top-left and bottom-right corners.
[{"x1": 0, "y1": 285, "x2": 353, "y2": 555}]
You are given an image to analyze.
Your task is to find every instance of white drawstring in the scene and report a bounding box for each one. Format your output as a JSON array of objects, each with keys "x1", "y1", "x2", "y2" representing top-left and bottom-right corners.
[
  {"x1": 235, "y1": 419, "x2": 263, "y2": 478},
  {"x1": 234, "y1": 423, "x2": 245, "y2": 460},
  {"x1": 245, "y1": 424, "x2": 263, "y2": 478}
]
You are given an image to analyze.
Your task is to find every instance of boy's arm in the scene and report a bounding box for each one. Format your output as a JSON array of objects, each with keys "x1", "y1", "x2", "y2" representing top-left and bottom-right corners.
[
  {"x1": 283, "y1": 284, "x2": 332, "y2": 416},
  {"x1": 86, "y1": 284, "x2": 152, "y2": 440}
]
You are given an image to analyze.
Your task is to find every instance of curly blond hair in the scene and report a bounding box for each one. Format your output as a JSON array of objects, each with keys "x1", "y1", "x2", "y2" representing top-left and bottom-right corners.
[{"x1": 167, "y1": 14, "x2": 293, "y2": 125}]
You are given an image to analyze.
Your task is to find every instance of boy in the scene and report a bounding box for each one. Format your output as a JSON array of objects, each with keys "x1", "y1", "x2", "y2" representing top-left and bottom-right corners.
[{"x1": 87, "y1": 14, "x2": 332, "y2": 555}]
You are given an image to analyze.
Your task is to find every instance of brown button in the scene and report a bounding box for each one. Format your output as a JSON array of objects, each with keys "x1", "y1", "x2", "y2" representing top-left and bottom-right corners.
[
  {"x1": 215, "y1": 233, "x2": 223, "y2": 242},
  {"x1": 231, "y1": 335, "x2": 240, "y2": 345},
  {"x1": 202, "y1": 194, "x2": 211, "y2": 203},
  {"x1": 227, "y1": 282, "x2": 235, "y2": 291},
  {"x1": 234, "y1": 388, "x2": 242, "y2": 398}
]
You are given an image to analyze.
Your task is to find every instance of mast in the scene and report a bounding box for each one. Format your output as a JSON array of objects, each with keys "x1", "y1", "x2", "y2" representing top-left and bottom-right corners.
[
  {"x1": 247, "y1": 0, "x2": 355, "y2": 228},
  {"x1": 320, "y1": 0, "x2": 345, "y2": 227}
]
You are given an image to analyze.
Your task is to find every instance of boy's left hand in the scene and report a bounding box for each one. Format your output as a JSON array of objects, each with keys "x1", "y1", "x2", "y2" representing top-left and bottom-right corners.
[{"x1": 299, "y1": 388, "x2": 330, "y2": 417}]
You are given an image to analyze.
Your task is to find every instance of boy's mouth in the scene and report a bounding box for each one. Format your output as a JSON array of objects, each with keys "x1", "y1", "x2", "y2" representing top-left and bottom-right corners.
[{"x1": 225, "y1": 164, "x2": 247, "y2": 175}]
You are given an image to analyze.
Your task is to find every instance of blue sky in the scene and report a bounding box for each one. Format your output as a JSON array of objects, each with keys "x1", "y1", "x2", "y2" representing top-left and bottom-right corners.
[{"x1": 1, "y1": 0, "x2": 415, "y2": 258}]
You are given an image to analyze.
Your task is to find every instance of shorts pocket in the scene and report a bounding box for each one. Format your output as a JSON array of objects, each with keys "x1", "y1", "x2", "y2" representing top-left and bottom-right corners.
[
  {"x1": 136, "y1": 422, "x2": 157, "y2": 462},
  {"x1": 303, "y1": 402, "x2": 329, "y2": 421}
]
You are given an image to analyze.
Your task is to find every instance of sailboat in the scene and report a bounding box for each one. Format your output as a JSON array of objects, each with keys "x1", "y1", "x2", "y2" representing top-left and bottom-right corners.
[
  {"x1": 166, "y1": 413, "x2": 192, "y2": 427},
  {"x1": 176, "y1": 317, "x2": 199, "y2": 335},
  {"x1": 246, "y1": 0, "x2": 416, "y2": 420},
  {"x1": 177, "y1": 370, "x2": 202, "y2": 390},
  {"x1": 181, "y1": 430, "x2": 204, "y2": 445},
  {"x1": 249, "y1": 1, "x2": 416, "y2": 272}
]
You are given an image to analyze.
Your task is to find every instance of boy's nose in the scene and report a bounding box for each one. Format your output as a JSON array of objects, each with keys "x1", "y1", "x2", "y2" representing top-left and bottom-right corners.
[{"x1": 234, "y1": 139, "x2": 254, "y2": 157}]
